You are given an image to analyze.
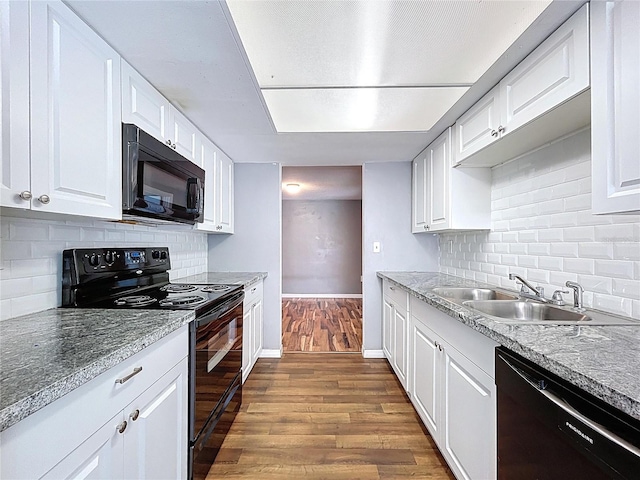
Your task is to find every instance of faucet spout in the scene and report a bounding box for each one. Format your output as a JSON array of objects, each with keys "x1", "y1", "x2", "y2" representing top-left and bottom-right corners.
[{"x1": 509, "y1": 273, "x2": 543, "y2": 298}]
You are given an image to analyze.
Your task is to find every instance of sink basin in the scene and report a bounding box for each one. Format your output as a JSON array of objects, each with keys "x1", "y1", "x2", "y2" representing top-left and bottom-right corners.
[
  {"x1": 432, "y1": 287, "x2": 518, "y2": 302},
  {"x1": 463, "y1": 300, "x2": 592, "y2": 324}
]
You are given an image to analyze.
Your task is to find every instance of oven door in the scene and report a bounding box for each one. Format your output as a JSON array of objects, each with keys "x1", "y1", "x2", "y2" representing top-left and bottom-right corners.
[{"x1": 188, "y1": 294, "x2": 243, "y2": 479}]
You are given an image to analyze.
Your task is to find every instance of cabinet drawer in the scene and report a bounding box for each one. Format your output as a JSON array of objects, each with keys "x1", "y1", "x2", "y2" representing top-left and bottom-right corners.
[
  {"x1": 0, "y1": 326, "x2": 188, "y2": 480},
  {"x1": 411, "y1": 296, "x2": 497, "y2": 377},
  {"x1": 383, "y1": 280, "x2": 409, "y2": 311},
  {"x1": 244, "y1": 280, "x2": 263, "y2": 307}
]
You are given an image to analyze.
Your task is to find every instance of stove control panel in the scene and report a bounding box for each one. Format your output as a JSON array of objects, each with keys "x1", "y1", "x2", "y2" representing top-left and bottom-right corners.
[{"x1": 64, "y1": 247, "x2": 171, "y2": 274}]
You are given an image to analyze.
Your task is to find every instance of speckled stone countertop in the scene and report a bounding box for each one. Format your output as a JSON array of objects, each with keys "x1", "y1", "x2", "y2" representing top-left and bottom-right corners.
[
  {"x1": 377, "y1": 271, "x2": 640, "y2": 421},
  {"x1": 174, "y1": 271, "x2": 267, "y2": 288},
  {"x1": 0, "y1": 308, "x2": 194, "y2": 432}
]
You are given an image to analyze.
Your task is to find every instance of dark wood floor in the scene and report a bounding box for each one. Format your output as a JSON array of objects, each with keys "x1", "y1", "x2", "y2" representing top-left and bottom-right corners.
[
  {"x1": 282, "y1": 298, "x2": 363, "y2": 353},
  {"x1": 208, "y1": 354, "x2": 455, "y2": 480}
]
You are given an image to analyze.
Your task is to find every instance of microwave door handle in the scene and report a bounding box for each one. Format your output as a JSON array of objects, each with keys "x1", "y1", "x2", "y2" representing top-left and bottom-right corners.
[{"x1": 186, "y1": 178, "x2": 200, "y2": 212}]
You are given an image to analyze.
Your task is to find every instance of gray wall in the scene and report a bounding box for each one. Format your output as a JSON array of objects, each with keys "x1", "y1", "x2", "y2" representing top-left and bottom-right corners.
[
  {"x1": 362, "y1": 162, "x2": 439, "y2": 353},
  {"x1": 208, "y1": 163, "x2": 282, "y2": 352},
  {"x1": 282, "y1": 200, "x2": 362, "y2": 295}
]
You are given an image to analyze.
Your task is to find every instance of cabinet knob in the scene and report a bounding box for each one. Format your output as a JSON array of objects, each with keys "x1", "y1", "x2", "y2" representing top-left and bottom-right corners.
[
  {"x1": 491, "y1": 129, "x2": 498, "y2": 137},
  {"x1": 37, "y1": 194, "x2": 50, "y2": 204},
  {"x1": 130, "y1": 409, "x2": 140, "y2": 421},
  {"x1": 19, "y1": 191, "x2": 32, "y2": 201},
  {"x1": 166, "y1": 139, "x2": 172, "y2": 146},
  {"x1": 116, "y1": 420, "x2": 127, "y2": 434},
  {"x1": 498, "y1": 125, "x2": 505, "y2": 134},
  {"x1": 171, "y1": 144, "x2": 176, "y2": 149}
]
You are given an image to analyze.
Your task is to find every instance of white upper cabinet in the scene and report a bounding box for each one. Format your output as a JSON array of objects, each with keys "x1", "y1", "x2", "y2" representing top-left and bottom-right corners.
[
  {"x1": 412, "y1": 128, "x2": 491, "y2": 233},
  {"x1": 455, "y1": 3, "x2": 590, "y2": 167},
  {"x1": 0, "y1": 1, "x2": 30, "y2": 209},
  {"x1": 122, "y1": 60, "x2": 200, "y2": 165},
  {"x1": 1, "y1": 0, "x2": 122, "y2": 219},
  {"x1": 196, "y1": 136, "x2": 234, "y2": 233},
  {"x1": 121, "y1": 60, "x2": 171, "y2": 143},
  {"x1": 591, "y1": 0, "x2": 640, "y2": 214}
]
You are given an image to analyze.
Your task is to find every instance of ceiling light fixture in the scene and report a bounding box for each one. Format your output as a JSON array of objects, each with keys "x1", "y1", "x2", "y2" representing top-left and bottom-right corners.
[{"x1": 285, "y1": 183, "x2": 301, "y2": 193}]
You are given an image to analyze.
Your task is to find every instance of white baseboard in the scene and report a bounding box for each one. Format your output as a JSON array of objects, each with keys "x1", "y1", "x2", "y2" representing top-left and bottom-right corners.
[
  {"x1": 282, "y1": 294, "x2": 363, "y2": 299},
  {"x1": 259, "y1": 348, "x2": 282, "y2": 358},
  {"x1": 362, "y1": 349, "x2": 385, "y2": 359}
]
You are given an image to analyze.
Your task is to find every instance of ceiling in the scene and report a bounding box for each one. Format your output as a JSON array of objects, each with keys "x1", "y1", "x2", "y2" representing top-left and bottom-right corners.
[
  {"x1": 66, "y1": 0, "x2": 584, "y2": 166},
  {"x1": 282, "y1": 166, "x2": 362, "y2": 201}
]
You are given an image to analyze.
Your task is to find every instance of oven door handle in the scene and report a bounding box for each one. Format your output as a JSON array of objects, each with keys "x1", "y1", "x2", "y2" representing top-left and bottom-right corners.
[
  {"x1": 498, "y1": 353, "x2": 640, "y2": 459},
  {"x1": 196, "y1": 292, "x2": 244, "y2": 326}
]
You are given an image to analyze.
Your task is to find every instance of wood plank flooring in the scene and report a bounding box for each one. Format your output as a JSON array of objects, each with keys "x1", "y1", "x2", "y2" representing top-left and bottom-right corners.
[
  {"x1": 282, "y1": 298, "x2": 363, "y2": 352},
  {"x1": 208, "y1": 354, "x2": 455, "y2": 480}
]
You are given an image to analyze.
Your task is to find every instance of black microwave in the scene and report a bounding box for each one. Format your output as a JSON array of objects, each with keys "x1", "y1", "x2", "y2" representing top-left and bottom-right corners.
[{"x1": 122, "y1": 124, "x2": 204, "y2": 224}]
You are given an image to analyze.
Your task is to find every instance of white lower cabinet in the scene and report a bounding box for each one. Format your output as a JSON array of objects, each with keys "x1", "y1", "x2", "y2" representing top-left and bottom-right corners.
[
  {"x1": 409, "y1": 295, "x2": 498, "y2": 480},
  {"x1": 382, "y1": 280, "x2": 408, "y2": 390},
  {"x1": 242, "y1": 280, "x2": 264, "y2": 383},
  {"x1": 0, "y1": 326, "x2": 188, "y2": 480}
]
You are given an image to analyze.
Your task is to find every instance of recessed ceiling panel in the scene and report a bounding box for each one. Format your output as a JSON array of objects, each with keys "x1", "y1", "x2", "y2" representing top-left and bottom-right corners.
[
  {"x1": 227, "y1": 0, "x2": 552, "y2": 87},
  {"x1": 263, "y1": 87, "x2": 468, "y2": 132}
]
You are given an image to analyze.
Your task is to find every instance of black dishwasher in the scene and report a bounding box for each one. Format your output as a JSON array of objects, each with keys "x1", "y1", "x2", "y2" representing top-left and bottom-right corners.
[{"x1": 495, "y1": 347, "x2": 640, "y2": 479}]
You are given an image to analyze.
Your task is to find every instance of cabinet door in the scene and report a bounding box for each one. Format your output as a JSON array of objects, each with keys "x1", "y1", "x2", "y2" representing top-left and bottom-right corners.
[
  {"x1": 412, "y1": 155, "x2": 428, "y2": 233},
  {"x1": 382, "y1": 299, "x2": 393, "y2": 361},
  {"x1": 216, "y1": 151, "x2": 234, "y2": 233},
  {"x1": 0, "y1": 0, "x2": 30, "y2": 209},
  {"x1": 442, "y1": 344, "x2": 496, "y2": 480},
  {"x1": 251, "y1": 299, "x2": 263, "y2": 366},
  {"x1": 242, "y1": 306, "x2": 252, "y2": 382},
  {"x1": 41, "y1": 413, "x2": 124, "y2": 480},
  {"x1": 392, "y1": 307, "x2": 407, "y2": 389},
  {"x1": 121, "y1": 60, "x2": 171, "y2": 144},
  {"x1": 411, "y1": 319, "x2": 440, "y2": 437},
  {"x1": 427, "y1": 128, "x2": 451, "y2": 231},
  {"x1": 196, "y1": 136, "x2": 218, "y2": 232},
  {"x1": 500, "y1": 4, "x2": 589, "y2": 135},
  {"x1": 29, "y1": 0, "x2": 121, "y2": 220},
  {"x1": 454, "y1": 86, "x2": 500, "y2": 164},
  {"x1": 591, "y1": 0, "x2": 640, "y2": 214},
  {"x1": 123, "y1": 358, "x2": 188, "y2": 480},
  {"x1": 169, "y1": 108, "x2": 199, "y2": 163}
]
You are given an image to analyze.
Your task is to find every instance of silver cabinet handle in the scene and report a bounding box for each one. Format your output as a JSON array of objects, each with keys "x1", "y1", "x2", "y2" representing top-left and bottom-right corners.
[
  {"x1": 166, "y1": 139, "x2": 172, "y2": 145},
  {"x1": 389, "y1": 286, "x2": 395, "y2": 291},
  {"x1": 116, "y1": 420, "x2": 127, "y2": 434},
  {"x1": 171, "y1": 144, "x2": 176, "y2": 149},
  {"x1": 115, "y1": 366, "x2": 142, "y2": 384},
  {"x1": 498, "y1": 125, "x2": 505, "y2": 134},
  {"x1": 37, "y1": 195, "x2": 50, "y2": 204},
  {"x1": 19, "y1": 191, "x2": 32, "y2": 201},
  {"x1": 491, "y1": 129, "x2": 498, "y2": 137},
  {"x1": 251, "y1": 287, "x2": 256, "y2": 293},
  {"x1": 130, "y1": 409, "x2": 140, "y2": 421}
]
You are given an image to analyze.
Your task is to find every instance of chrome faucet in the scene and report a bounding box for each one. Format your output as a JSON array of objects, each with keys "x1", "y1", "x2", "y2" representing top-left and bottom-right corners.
[
  {"x1": 565, "y1": 281, "x2": 585, "y2": 311},
  {"x1": 509, "y1": 273, "x2": 547, "y2": 302}
]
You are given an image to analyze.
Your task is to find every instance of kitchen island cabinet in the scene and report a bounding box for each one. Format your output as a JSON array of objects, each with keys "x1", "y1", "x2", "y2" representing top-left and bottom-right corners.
[{"x1": 1, "y1": 0, "x2": 122, "y2": 219}]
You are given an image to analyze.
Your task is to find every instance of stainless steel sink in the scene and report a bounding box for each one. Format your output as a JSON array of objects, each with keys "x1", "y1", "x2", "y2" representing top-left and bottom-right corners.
[
  {"x1": 432, "y1": 287, "x2": 518, "y2": 301},
  {"x1": 463, "y1": 300, "x2": 640, "y2": 326}
]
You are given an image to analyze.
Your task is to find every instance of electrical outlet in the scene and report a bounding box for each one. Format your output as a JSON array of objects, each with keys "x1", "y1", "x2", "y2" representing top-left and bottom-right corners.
[{"x1": 373, "y1": 241, "x2": 381, "y2": 253}]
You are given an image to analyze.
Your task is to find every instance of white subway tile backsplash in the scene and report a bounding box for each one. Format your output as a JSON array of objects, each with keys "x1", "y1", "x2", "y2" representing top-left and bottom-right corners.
[
  {"x1": 594, "y1": 259, "x2": 634, "y2": 279},
  {"x1": 0, "y1": 215, "x2": 208, "y2": 320},
  {"x1": 439, "y1": 130, "x2": 639, "y2": 319}
]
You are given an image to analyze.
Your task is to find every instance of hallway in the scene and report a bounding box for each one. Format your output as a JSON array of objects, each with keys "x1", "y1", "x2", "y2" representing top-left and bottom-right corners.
[{"x1": 282, "y1": 298, "x2": 363, "y2": 352}]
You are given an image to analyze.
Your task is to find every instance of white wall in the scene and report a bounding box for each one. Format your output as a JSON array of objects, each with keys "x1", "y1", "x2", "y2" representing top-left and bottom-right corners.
[
  {"x1": 282, "y1": 200, "x2": 362, "y2": 295},
  {"x1": 440, "y1": 129, "x2": 640, "y2": 319},
  {"x1": 207, "y1": 163, "x2": 282, "y2": 352},
  {"x1": 0, "y1": 212, "x2": 208, "y2": 320},
  {"x1": 362, "y1": 162, "x2": 439, "y2": 354}
]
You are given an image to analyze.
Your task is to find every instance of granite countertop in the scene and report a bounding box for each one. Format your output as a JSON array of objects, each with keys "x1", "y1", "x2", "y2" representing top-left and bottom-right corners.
[
  {"x1": 377, "y1": 271, "x2": 640, "y2": 421},
  {"x1": 0, "y1": 308, "x2": 194, "y2": 432},
  {"x1": 174, "y1": 271, "x2": 267, "y2": 288}
]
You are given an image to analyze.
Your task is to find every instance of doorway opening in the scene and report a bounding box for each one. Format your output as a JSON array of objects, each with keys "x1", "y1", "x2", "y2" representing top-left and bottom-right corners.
[{"x1": 281, "y1": 166, "x2": 363, "y2": 353}]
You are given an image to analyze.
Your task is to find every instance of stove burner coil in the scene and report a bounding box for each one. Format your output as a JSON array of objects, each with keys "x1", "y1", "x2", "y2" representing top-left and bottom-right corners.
[
  {"x1": 114, "y1": 295, "x2": 158, "y2": 307},
  {"x1": 159, "y1": 295, "x2": 207, "y2": 307},
  {"x1": 200, "y1": 285, "x2": 232, "y2": 293},
  {"x1": 161, "y1": 284, "x2": 197, "y2": 293}
]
